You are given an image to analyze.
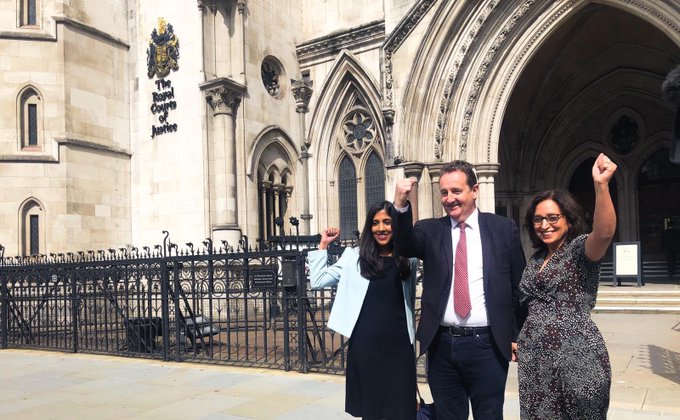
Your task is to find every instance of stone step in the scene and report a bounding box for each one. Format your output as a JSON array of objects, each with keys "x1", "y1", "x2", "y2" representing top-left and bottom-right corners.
[
  {"x1": 597, "y1": 290, "x2": 680, "y2": 296},
  {"x1": 524, "y1": 291, "x2": 680, "y2": 313},
  {"x1": 591, "y1": 306, "x2": 680, "y2": 314},
  {"x1": 596, "y1": 297, "x2": 680, "y2": 306},
  {"x1": 593, "y1": 289, "x2": 680, "y2": 313}
]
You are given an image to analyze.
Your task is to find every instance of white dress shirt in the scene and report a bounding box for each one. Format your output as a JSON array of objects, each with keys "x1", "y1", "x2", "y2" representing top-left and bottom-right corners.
[{"x1": 442, "y1": 209, "x2": 489, "y2": 327}]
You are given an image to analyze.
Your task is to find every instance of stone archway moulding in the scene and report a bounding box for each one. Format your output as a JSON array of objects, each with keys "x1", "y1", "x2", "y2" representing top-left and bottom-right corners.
[
  {"x1": 452, "y1": 0, "x2": 680, "y2": 165},
  {"x1": 308, "y1": 50, "x2": 384, "y2": 162},
  {"x1": 246, "y1": 125, "x2": 298, "y2": 178},
  {"x1": 402, "y1": 0, "x2": 680, "y2": 165}
]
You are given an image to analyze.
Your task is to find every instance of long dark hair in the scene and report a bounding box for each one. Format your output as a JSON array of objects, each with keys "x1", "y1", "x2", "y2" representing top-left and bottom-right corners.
[
  {"x1": 524, "y1": 189, "x2": 586, "y2": 249},
  {"x1": 358, "y1": 201, "x2": 411, "y2": 280}
]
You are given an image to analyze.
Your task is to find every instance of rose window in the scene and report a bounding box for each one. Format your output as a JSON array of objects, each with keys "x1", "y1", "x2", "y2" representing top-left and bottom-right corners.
[{"x1": 342, "y1": 108, "x2": 376, "y2": 154}]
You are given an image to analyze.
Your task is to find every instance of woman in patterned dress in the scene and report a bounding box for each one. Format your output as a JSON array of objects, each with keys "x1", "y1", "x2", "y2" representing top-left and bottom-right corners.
[{"x1": 517, "y1": 153, "x2": 617, "y2": 419}]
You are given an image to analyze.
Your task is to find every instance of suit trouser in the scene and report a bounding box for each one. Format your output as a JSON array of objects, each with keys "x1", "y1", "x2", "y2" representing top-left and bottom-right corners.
[{"x1": 427, "y1": 330, "x2": 508, "y2": 420}]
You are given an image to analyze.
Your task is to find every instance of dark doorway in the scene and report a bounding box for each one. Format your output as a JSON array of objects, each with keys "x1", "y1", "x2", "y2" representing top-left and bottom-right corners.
[
  {"x1": 638, "y1": 148, "x2": 680, "y2": 257},
  {"x1": 568, "y1": 157, "x2": 619, "y2": 245}
]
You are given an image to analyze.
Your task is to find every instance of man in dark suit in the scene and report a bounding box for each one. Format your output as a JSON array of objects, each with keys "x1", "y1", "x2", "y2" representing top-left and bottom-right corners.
[{"x1": 393, "y1": 160, "x2": 526, "y2": 420}]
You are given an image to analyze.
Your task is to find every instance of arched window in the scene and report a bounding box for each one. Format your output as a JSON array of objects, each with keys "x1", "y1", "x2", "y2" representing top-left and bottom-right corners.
[
  {"x1": 18, "y1": 87, "x2": 42, "y2": 150},
  {"x1": 257, "y1": 170, "x2": 292, "y2": 241},
  {"x1": 338, "y1": 155, "x2": 358, "y2": 240},
  {"x1": 253, "y1": 135, "x2": 297, "y2": 243},
  {"x1": 364, "y1": 152, "x2": 384, "y2": 211},
  {"x1": 19, "y1": 198, "x2": 45, "y2": 256},
  {"x1": 20, "y1": 0, "x2": 38, "y2": 27},
  {"x1": 330, "y1": 100, "x2": 385, "y2": 238}
]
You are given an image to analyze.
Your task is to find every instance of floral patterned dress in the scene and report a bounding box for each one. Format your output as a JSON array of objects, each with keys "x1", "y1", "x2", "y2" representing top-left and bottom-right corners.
[{"x1": 518, "y1": 234, "x2": 611, "y2": 419}]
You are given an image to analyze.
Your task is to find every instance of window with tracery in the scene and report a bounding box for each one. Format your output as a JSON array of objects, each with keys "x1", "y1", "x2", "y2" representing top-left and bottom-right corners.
[
  {"x1": 610, "y1": 115, "x2": 639, "y2": 155},
  {"x1": 338, "y1": 156, "x2": 358, "y2": 240},
  {"x1": 335, "y1": 103, "x2": 385, "y2": 239},
  {"x1": 364, "y1": 152, "x2": 384, "y2": 211},
  {"x1": 341, "y1": 107, "x2": 376, "y2": 155}
]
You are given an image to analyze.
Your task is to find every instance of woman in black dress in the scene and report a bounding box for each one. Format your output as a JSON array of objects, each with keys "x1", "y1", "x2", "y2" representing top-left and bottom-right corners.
[
  {"x1": 308, "y1": 201, "x2": 417, "y2": 419},
  {"x1": 517, "y1": 153, "x2": 617, "y2": 419}
]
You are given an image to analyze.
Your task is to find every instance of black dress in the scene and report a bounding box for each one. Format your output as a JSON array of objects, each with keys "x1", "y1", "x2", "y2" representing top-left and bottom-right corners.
[{"x1": 345, "y1": 257, "x2": 416, "y2": 419}]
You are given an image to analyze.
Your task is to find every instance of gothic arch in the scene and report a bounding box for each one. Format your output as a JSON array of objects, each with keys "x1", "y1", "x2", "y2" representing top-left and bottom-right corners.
[
  {"x1": 401, "y1": 0, "x2": 680, "y2": 166},
  {"x1": 308, "y1": 51, "x2": 383, "y2": 153},
  {"x1": 628, "y1": 131, "x2": 674, "y2": 189},
  {"x1": 307, "y1": 50, "x2": 385, "y2": 228},
  {"x1": 247, "y1": 127, "x2": 298, "y2": 240},
  {"x1": 400, "y1": 0, "x2": 497, "y2": 163},
  {"x1": 461, "y1": 0, "x2": 680, "y2": 166},
  {"x1": 554, "y1": 141, "x2": 624, "y2": 191},
  {"x1": 17, "y1": 196, "x2": 45, "y2": 256},
  {"x1": 15, "y1": 84, "x2": 44, "y2": 150},
  {"x1": 528, "y1": 70, "x2": 663, "y2": 189},
  {"x1": 247, "y1": 125, "x2": 298, "y2": 179}
]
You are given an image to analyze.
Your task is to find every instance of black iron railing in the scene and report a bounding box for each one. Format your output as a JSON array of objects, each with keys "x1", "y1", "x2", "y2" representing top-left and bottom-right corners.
[{"x1": 1, "y1": 233, "x2": 418, "y2": 376}]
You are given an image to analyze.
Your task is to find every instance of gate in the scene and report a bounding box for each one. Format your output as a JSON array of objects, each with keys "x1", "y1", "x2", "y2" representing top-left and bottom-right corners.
[{"x1": 0, "y1": 234, "x2": 354, "y2": 374}]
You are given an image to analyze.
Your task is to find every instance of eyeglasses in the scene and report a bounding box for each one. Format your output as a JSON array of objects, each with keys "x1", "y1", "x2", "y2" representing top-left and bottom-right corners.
[{"x1": 532, "y1": 214, "x2": 563, "y2": 225}]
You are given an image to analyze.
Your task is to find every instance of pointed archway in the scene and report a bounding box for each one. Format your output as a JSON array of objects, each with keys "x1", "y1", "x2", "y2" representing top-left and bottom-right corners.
[
  {"x1": 307, "y1": 50, "x2": 386, "y2": 233},
  {"x1": 490, "y1": 3, "x2": 680, "y2": 257}
]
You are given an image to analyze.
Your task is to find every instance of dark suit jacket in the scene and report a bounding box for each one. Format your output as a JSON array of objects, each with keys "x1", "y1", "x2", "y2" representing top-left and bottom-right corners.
[{"x1": 392, "y1": 205, "x2": 526, "y2": 361}]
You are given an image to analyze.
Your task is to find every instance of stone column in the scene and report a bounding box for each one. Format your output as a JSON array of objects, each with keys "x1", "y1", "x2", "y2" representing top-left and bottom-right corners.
[
  {"x1": 428, "y1": 163, "x2": 443, "y2": 217},
  {"x1": 257, "y1": 181, "x2": 265, "y2": 239},
  {"x1": 475, "y1": 163, "x2": 500, "y2": 213},
  {"x1": 200, "y1": 77, "x2": 247, "y2": 246},
  {"x1": 236, "y1": 0, "x2": 246, "y2": 84},
  {"x1": 273, "y1": 185, "x2": 282, "y2": 235},
  {"x1": 262, "y1": 180, "x2": 273, "y2": 238},
  {"x1": 291, "y1": 78, "x2": 313, "y2": 235},
  {"x1": 402, "y1": 163, "x2": 424, "y2": 223}
]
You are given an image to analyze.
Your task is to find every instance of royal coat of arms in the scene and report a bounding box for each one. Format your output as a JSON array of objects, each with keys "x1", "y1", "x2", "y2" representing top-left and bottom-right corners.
[{"x1": 147, "y1": 18, "x2": 180, "y2": 79}]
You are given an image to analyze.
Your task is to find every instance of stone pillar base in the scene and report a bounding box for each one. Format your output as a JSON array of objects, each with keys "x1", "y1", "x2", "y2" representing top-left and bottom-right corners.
[
  {"x1": 300, "y1": 214, "x2": 313, "y2": 236},
  {"x1": 212, "y1": 226, "x2": 242, "y2": 251}
]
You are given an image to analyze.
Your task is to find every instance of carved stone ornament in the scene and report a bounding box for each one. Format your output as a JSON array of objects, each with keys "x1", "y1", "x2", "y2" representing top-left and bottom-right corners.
[
  {"x1": 433, "y1": 0, "x2": 500, "y2": 161},
  {"x1": 610, "y1": 115, "x2": 639, "y2": 155},
  {"x1": 199, "y1": 78, "x2": 247, "y2": 116},
  {"x1": 381, "y1": 0, "x2": 436, "y2": 109},
  {"x1": 341, "y1": 107, "x2": 377, "y2": 155},
  {"x1": 291, "y1": 79, "x2": 313, "y2": 113},
  {"x1": 147, "y1": 18, "x2": 180, "y2": 79},
  {"x1": 296, "y1": 21, "x2": 385, "y2": 66}
]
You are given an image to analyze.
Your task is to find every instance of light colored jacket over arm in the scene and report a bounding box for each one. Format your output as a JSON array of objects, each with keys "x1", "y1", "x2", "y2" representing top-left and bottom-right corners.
[{"x1": 308, "y1": 247, "x2": 416, "y2": 344}]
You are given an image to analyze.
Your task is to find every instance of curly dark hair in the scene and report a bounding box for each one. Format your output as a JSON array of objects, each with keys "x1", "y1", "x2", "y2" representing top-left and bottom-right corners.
[
  {"x1": 358, "y1": 201, "x2": 411, "y2": 280},
  {"x1": 524, "y1": 189, "x2": 586, "y2": 249}
]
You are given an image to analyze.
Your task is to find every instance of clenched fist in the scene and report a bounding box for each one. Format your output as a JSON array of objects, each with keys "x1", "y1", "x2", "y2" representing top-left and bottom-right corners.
[
  {"x1": 592, "y1": 153, "x2": 617, "y2": 186},
  {"x1": 319, "y1": 227, "x2": 340, "y2": 250},
  {"x1": 394, "y1": 177, "x2": 418, "y2": 208}
]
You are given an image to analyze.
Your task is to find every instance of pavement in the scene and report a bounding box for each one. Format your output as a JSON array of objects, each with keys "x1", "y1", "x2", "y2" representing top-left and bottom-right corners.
[{"x1": 1, "y1": 312, "x2": 679, "y2": 419}]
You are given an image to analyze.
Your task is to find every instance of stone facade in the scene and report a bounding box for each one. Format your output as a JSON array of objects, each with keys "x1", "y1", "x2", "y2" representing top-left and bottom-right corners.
[{"x1": 1, "y1": 0, "x2": 679, "y2": 258}]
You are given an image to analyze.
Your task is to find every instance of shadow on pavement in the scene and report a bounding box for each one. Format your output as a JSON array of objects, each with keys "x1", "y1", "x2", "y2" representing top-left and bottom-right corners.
[{"x1": 646, "y1": 344, "x2": 680, "y2": 386}]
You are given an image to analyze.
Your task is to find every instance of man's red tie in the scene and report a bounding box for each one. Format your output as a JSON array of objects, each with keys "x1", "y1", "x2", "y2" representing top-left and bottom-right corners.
[{"x1": 454, "y1": 222, "x2": 471, "y2": 318}]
